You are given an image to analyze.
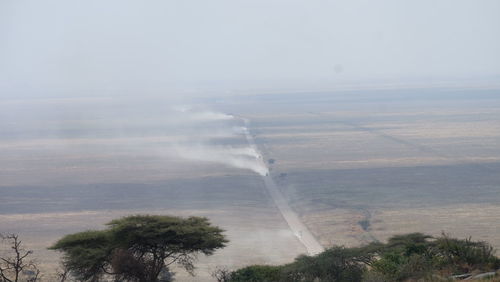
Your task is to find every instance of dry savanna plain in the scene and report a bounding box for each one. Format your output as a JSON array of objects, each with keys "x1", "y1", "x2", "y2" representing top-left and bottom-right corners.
[
  {"x1": 1, "y1": 87, "x2": 500, "y2": 280},
  {"x1": 224, "y1": 88, "x2": 500, "y2": 250}
]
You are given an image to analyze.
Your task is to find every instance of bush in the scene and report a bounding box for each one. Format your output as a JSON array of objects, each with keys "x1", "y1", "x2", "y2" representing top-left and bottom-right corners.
[
  {"x1": 434, "y1": 233, "x2": 500, "y2": 273},
  {"x1": 230, "y1": 265, "x2": 282, "y2": 282},
  {"x1": 226, "y1": 247, "x2": 369, "y2": 282},
  {"x1": 281, "y1": 247, "x2": 368, "y2": 282},
  {"x1": 227, "y1": 232, "x2": 500, "y2": 282}
]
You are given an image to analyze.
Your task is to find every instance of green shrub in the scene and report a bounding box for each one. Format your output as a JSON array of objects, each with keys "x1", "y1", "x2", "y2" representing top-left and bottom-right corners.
[
  {"x1": 227, "y1": 232, "x2": 500, "y2": 282},
  {"x1": 434, "y1": 233, "x2": 500, "y2": 273},
  {"x1": 229, "y1": 265, "x2": 282, "y2": 282}
]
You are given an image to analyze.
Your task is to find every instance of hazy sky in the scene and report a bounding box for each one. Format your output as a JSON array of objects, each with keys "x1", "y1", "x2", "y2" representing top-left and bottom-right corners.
[{"x1": 1, "y1": 0, "x2": 499, "y2": 97}]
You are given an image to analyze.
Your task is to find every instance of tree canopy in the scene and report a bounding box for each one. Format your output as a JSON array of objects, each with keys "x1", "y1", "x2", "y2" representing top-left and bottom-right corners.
[{"x1": 50, "y1": 215, "x2": 227, "y2": 282}]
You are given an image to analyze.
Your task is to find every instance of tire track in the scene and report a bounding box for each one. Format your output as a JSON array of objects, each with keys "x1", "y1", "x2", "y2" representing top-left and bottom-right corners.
[{"x1": 241, "y1": 118, "x2": 325, "y2": 255}]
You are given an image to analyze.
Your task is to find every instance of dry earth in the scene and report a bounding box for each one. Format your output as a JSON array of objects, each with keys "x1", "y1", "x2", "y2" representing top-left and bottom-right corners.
[
  {"x1": 234, "y1": 88, "x2": 500, "y2": 250},
  {"x1": 1, "y1": 88, "x2": 500, "y2": 280}
]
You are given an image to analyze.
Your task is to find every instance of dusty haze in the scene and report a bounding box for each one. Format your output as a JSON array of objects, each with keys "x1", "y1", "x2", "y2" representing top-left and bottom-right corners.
[
  {"x1": 1, "y1": 0, "x2": 500, "y2": 98},
  {"x1": 1, "y1": 1, "x2": 500, "y2": 281}
]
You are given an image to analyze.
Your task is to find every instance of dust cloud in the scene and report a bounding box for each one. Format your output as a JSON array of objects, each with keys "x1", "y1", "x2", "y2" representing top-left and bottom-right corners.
[{"x1": 168, "y1": 107, "x2": 268, "y2": 176}]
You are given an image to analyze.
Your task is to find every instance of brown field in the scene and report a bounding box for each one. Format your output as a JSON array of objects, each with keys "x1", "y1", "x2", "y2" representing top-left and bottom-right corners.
[
  {"x1": 1, "y1": 87, "x2": 500, "y2": 280},
  {"x1": 235, "y1": 88, "x2": 500, "y2": 251}
]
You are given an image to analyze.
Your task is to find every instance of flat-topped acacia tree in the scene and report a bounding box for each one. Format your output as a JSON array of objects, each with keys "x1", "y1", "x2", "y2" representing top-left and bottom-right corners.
[{"x1": 50, "y1": 215, "x2": 228, "y2": 282}]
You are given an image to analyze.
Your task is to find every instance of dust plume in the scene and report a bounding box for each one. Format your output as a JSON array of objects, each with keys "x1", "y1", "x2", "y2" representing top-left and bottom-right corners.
[{"x1": 168, "y1": 107, "x2": 269, "y2": 176}]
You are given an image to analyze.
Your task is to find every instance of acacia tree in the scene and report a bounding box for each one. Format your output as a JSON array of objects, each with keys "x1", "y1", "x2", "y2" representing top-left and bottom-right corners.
[
  {"x1": 0, "y1": 234, "x2": 40, "y2": 282},
  {"x1": 50, "y1": 215, "x2": 228, "y2": 282}
]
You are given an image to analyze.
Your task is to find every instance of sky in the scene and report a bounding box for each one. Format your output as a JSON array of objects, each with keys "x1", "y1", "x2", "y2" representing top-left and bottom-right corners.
[{"x1": 1, "y1": 0, "x2": 500, "y2": 98}]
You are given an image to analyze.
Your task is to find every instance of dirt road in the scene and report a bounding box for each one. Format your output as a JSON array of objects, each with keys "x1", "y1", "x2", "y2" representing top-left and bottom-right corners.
[{"x1": 243, "y1": 119, "x2": 325, "y2": 255}]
